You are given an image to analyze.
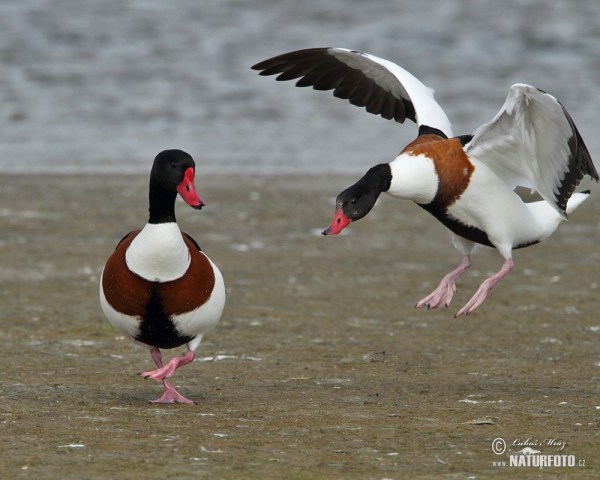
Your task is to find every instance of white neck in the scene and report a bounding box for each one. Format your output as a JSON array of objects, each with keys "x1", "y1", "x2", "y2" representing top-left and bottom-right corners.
[
  {"x1": 386, "y1": 153, "x2": 438, "y2": 204},
  {"x1": 125, "y1": 223, "x2": 190, "y2": 282}
]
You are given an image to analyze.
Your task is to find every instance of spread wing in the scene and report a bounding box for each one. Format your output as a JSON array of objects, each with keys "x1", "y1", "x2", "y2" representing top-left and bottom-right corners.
[
  {"x1": 252, "y1": 47, "x2": 453, "y2": 138},
  {"x1": 465, "y1": 84, "x2": 597, "y2": 217}
]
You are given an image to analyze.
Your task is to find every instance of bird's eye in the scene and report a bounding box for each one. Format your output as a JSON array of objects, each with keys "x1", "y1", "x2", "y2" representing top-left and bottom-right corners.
[{"x1": 350, "y1": 198, "x2": 357, "y2": 205}]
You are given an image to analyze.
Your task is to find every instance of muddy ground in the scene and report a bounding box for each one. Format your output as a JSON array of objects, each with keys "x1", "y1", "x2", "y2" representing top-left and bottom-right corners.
[{"x1": 0, "y1": 173, "x2": 599, "y2": 479}]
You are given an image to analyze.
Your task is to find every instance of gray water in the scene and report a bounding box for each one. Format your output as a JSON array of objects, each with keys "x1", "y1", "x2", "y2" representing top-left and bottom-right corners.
[{"x1": 0, "y1": 0, "x2": 599, "y2": 174}]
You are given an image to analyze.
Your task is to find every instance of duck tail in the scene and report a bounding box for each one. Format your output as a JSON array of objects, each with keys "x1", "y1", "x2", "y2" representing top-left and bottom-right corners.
[{"x1": 566, "y1": 190, "x2": 591, "y2": 215}]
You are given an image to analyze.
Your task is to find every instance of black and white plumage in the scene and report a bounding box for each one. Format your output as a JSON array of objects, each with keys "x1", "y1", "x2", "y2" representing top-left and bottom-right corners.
[{"x1": 253, "y1": 48, "x2": 597, "y2": 316}]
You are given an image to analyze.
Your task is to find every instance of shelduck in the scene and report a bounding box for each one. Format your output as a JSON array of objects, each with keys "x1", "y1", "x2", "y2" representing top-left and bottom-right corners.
[
  {"x1": 100, "y1": 149, "x2": 225, "y2": 404},
  {"x1": 252, "y1": 48, "x2": 597, "y2": 316}
]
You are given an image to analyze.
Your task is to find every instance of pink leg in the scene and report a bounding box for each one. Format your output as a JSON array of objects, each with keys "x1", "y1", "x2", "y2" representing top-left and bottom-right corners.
[
  {"x1": 149, "y1": 380, "x2": 197, "y2": 405},
  {"x1": 415, "y1": 255, "x2": 472, "y2": 309},
  {"x1": 142, "y1": 348, "x2": 197, "y2": 405},
  {"x1": 455, "y1": 258, "x2": 514, "y2": 318},
  {"x1": 141, "y1": 349, "x2": 195, "y2": 381},
  {"x1": 150, "y1": 347, "x2": 163, "y2": 368}
]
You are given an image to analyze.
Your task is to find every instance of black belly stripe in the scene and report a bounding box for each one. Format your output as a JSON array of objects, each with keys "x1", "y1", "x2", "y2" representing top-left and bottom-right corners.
[
  {"x1": 514, "y1": 239, "x2": 540, "y2": 250},
  {"x1": 418, "y1": 202, "x2": 494, "y2": 248},
  {"x1": 135, "y1": 288, "x2": 195, "y2": 349},
  {"x1": 418, "y1": 203, "x2": 541, "y2": 251}
]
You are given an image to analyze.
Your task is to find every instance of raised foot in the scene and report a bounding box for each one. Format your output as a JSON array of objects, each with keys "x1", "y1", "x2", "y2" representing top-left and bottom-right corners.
[
  {"x1": 415, "y1": 280, "x2": 456, "y2": 310},
  {"x1": 454, "y1": 283, "x2": 493, "y2": 317},
  {"x1": 149, "y1": 380, "x2": 197, "y2": 405},
  {"x1": 454, "y1": 258, "x2": 514, "y2": 317},
  {"x1": 141, "y1": 350, "x2": 195, "y2": 382},
  {"x1": 415, "y1": 255, "x2": 472, "y2": 310}
]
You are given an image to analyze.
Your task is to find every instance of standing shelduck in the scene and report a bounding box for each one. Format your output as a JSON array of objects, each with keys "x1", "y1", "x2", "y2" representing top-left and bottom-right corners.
[
  {"x1": 100, "y1": 150, "x2": 225, "y2": 404},
  {"x1": 252, "y1": 48, "x2": 597, "y2": 316}
]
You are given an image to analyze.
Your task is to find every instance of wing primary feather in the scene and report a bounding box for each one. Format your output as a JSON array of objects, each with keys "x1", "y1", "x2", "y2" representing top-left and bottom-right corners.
[
  {"x1": 252, "y1": 47, "x2": 451, "y2": 133},
  {"x1": 553, "y1": 105, "x2": 598, "y2": 211},
  {"x1": 562, "y1": 105, "x2": 598, "y2": 180},
  {"x1": 311, "y1": 66, "x2": 348, "y2": 91},
  {"x1": 466, "y1": 84, "x2": 596, "y2": 215},
  {"x1": 294, "y1": 62, "x2": 341, "y2": 87},
  {"x1": 348, "y1": 77, "x2": 376, "y2": 107},
  {"x1": 253, "y1": 48, "x2": 415, "y2": 123},
  {"x1": 274, "y1": 62, "x2": 321, "y2": 82},
  {"x1": 401, "y1": 98, "x2": 416, "y2": 123},
  {"x1": 332, "y1": 71, "x2": 366, "y2": 100},
  {"x1": 251, "y1": 47, "x2": 331, "y2": 72},
  {"x1": 364, "y1": 88, "x2": 388, "y2": 116}
]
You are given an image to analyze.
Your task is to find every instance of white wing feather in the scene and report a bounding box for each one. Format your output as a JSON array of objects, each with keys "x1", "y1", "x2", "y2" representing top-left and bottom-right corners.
[{"x1": 466, "y1": 84, "x2": 576, "y2": 216}]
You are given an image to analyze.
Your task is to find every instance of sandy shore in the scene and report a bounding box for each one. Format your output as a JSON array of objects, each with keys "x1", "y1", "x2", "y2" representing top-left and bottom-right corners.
[{"x1": 0, "y1": 173, "x2": 599, "y2": 478}]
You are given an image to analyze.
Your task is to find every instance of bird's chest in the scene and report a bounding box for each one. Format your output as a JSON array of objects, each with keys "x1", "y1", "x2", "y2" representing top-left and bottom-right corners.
[
  {"x1": 125, "y1": 223, "x2": 191, "y2": 282},
  {"x1": 102, "y1": 229, "x2": 217, "y2": 349},
  {"x1": 418, "y1": 162, "x2": 504, "y2": 248}
]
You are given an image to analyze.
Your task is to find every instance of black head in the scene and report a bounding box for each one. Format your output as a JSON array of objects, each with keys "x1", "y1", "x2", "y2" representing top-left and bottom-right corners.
[
  {"x1": 151, "y1": 149, "x2": 196, "y2": 192},
  {"x1": 148, "y1": 149, "x2": 205, "y2": 224},
  {"x1": 322, "y1": 163, "x2": 392, "y2": 235}
]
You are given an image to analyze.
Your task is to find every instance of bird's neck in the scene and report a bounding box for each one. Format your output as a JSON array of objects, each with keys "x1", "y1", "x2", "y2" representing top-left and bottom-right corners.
[{"x1": 148, "y1": 180, "x2": 177, "y2": 224}]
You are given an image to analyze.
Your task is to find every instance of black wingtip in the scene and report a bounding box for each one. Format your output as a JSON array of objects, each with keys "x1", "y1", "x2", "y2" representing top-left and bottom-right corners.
[{"x1": 251, "y1": 48, "x2": 418, "y2": 125}]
